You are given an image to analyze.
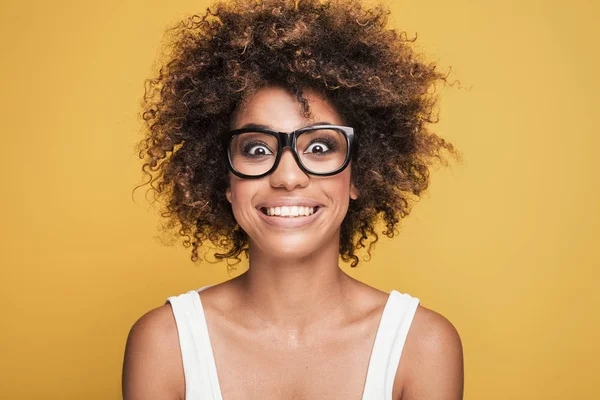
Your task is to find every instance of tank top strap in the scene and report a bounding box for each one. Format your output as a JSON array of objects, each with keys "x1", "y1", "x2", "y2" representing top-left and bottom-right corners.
[
  {"x1": 361, "y1": 290, "x2": 420, "y2": 400},
  {"x1": 166, "y1": 285, "x2": 222, "y2": 400}
]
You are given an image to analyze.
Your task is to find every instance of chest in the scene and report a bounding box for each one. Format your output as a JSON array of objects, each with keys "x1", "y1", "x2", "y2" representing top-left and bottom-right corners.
[{"x1": 207, "y1": 320, "x2": 400, "y2": 400}]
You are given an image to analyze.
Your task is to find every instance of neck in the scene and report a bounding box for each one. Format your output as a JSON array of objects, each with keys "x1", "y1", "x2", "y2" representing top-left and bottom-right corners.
[{"x1": 235, "y1": 238, "x2": 354, "y2": 332}]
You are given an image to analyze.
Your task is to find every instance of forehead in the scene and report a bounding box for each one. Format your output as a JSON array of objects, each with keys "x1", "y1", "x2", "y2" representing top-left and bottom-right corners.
[{"x1": 231, "y1": 86, "x2": 343, "y2": 131}]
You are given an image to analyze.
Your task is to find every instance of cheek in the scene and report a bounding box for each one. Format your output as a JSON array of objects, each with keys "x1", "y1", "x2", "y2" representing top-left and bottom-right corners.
[
  {"x1": 332, "y1": 168, "x2": 354, "y2": 196},
  {"x1": 324, "y1": 169, "x2": 354, "y2": 214},
  {"x1": 227, "y1": 179, "x2": 259, "y2": 221}
]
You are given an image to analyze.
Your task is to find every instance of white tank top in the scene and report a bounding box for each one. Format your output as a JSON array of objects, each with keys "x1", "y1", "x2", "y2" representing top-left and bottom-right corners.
[{"x1": 166, "y1": 286, "x2": 419, "y2": 400}]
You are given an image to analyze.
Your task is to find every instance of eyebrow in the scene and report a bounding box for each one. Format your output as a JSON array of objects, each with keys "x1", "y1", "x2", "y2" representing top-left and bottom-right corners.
[{"x1": 237, "y1": 121, "x2": 334, "y2": 131}]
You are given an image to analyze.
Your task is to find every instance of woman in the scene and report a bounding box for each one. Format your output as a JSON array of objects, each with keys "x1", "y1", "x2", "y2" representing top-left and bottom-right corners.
[{"x1": 123, "y1": 0, "x2": 464, "y2": 399}]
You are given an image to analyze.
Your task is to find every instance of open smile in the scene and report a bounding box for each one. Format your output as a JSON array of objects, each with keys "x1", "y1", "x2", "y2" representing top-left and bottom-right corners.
[
  {"x1": 260, "y1": 205, "x2": 320, "y2": 217},
  {"x1": 255, "y1": 205, "x2": 323, "y2": 228}
]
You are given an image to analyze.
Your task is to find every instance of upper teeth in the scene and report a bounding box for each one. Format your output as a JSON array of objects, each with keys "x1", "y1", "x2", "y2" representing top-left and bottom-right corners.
[{"x1": 265, "y1": 206, "x2": 316, "y2": 217}]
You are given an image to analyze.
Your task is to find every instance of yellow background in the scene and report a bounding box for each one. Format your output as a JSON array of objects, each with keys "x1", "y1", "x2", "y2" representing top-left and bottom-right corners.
[{"x1": 1, "y1": 0, "x2": 598, "y2": 398}]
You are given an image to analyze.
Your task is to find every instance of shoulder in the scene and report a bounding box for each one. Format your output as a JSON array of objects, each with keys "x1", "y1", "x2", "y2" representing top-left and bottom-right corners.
[
  {"x1": 408, "y1": 304, "x2": 463, "y2": 360},
  {"x1": 122, "y1": 304, "x2": 184, "y2": 400},
  {"x1": 395, "y1": 304, "x2": 464, "y2": 400},
  {"x1": 126, "y1": 304, "x2": 181, "y2": 352}
]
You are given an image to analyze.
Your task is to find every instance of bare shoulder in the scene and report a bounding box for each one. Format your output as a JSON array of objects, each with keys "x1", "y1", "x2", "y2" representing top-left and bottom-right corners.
[
  {"x1": 409, "y1": 305, "x2": 463, "y2": 358},
  {"x1": 396, "y1": 304, "x2": 464, "y2": 400},
  {"x1": 122, "y1": 304, "x2": 184, "y2": 400}
]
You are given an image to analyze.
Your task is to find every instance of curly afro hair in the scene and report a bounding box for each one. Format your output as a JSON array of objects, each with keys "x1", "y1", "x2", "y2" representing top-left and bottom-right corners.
[{"x1": 137, "y1": 0, "x2": 456, "y2": 267}]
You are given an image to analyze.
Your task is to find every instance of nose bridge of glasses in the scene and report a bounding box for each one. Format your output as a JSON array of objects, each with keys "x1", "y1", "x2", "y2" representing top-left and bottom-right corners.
[
  {"x1": 272, "y1": 131, "x2": 306, "y2": 176},
  {"x1": 276, "y1": 144, "x2": 303, "y2": 171},
  {"x1": 277, "y1": 131, "x2": 295, "y2": 150},
  {"x1": 270, "y1": 143, "x2": 309, "y2": 188},
  {"x1": 275, "y1": 131, "x2": 305, "y2": 171}
]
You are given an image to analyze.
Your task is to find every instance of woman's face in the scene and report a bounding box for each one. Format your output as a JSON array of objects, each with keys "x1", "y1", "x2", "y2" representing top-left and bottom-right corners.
[{"x1": 226, "y1": 86, "x2": 359, "y2": 259}]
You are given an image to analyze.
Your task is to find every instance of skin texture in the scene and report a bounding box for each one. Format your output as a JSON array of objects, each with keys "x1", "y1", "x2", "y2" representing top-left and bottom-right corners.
[{"x1": 123, "y1": 87, "x2": 463, "y2": 399}]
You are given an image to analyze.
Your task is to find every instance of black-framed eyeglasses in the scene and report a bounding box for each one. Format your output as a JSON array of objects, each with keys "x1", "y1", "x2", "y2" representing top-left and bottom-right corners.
[{"x1": 222, "y1": 124, "x2": 355, "y2": 179}]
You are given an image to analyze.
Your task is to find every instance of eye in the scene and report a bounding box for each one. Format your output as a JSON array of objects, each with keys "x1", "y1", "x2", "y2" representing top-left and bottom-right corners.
[
  {"x1": 243, "y1": 142, "x2": 274, "y2": 156},
  {"x1": 304, "y1": 141, "x2": 330, "y2": 154}
]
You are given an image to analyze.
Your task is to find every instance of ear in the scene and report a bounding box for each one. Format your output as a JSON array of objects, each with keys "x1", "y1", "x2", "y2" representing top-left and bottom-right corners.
[
  {"x1": 350, "y1": 182, "x2": 359, "y2": 200},
  {"x1": 226, "y1": 186, "x2": 232, "y2": 203}
]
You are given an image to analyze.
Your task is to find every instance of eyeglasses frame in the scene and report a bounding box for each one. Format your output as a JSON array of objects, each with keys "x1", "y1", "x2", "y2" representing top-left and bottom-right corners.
[{"x1": 222, "y1": 124, "x2": 355, "y2": 179}]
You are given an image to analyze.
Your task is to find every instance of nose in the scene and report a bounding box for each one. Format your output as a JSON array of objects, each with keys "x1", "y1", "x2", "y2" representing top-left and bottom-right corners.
[{"x1": 269, "y1": 148, "x2": 309, "y2": 190}]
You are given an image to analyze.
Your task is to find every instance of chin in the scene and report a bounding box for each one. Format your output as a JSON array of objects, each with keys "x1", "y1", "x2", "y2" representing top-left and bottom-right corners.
[{"x1": 249, "y1": 233, "x2": 332, "y2": 261}]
